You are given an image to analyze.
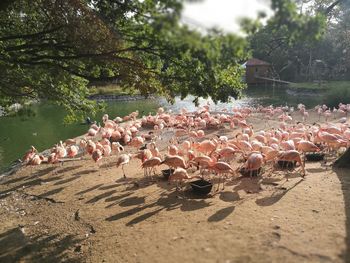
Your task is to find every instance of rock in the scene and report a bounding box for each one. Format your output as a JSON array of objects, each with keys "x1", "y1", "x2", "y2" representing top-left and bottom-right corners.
[
  {"x1": 272, "y1": 232, "x2": 281, "y2": 239},
  {"x1": 89, "y1": 225, "x2": 96, "y2": 234},
  {"x1": 74, "y1": 245, "x2": 82, "y2": 253},
  {"x1": 74, "y1": 210, "x2": 80, "y2": 221}
]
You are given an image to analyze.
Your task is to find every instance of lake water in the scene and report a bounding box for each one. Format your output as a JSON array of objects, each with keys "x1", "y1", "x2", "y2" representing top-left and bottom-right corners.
[{"x1": 0, "y1": 85, "x2": 349, "y2": 172}]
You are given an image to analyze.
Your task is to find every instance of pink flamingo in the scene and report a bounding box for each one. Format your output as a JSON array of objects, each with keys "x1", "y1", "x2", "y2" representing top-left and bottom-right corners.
[
  {"x1": 116, "y1": 153, "x2": 133, "y2": 178},
  {"x1": 141, "y1": 157, "x2": 162, "y2": 178}
]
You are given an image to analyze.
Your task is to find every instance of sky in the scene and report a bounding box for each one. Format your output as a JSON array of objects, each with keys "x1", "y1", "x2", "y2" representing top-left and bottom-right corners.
[{"x1": 182, "y1": 0, "x2": 273, "y2": 33}]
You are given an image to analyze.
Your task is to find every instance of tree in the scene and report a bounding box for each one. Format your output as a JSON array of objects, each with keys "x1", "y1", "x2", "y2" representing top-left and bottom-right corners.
[
  {"x1": 247, "y1": 0, "x2": 349, "y2": 82},
  {"x1": 0, "y1": 0, "x2": 341, "y2": 121},
  {"x1": 0, "y1": 0, "x2": 248, "y2": 121}
]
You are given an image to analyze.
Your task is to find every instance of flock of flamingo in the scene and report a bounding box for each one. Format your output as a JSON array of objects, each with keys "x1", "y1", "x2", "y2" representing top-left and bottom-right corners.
[{"x1": 21, "y1": 102, "x2": 350, "y2": 192}]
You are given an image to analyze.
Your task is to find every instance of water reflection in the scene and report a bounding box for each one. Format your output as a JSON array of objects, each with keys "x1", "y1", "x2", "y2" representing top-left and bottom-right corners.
[
  {"x1": 160, "y1": 85, "x2": 328, "y2": 111},
  {"x1": 0, "y1": 100, "x2": 159, "y2": 172}
]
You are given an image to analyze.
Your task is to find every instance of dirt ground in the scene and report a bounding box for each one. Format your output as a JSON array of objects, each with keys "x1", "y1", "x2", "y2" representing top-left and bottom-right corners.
[{"x1": 1, "y1": 111, "x2": 350, "y2": 263}]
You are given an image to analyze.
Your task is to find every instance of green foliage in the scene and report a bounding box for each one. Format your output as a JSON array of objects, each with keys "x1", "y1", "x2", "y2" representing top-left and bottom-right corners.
[
  {"x1": 269, "y1": 0, "x2": 327, "y2": 44},
  {"x1": 0, "y1": 0, "x2": 249, "y2": 120},
  {"x1": 1, "y1": 0, "x2": 343, "y2": 120},
  {"x1": 248, "y1": 0, "x2": 350, "y2": 82}
]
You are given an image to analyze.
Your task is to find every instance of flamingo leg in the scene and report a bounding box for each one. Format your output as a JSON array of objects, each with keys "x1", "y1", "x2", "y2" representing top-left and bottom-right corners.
[
  {"x1": 122, "y1": 165, "x2": 126, "y2": 178},
  {"x1": 176, "y1": 181, "x2": 180, "y2": 191},
  {"x1": 216, "y1": 175, "x2": 220, "y2": 192},
  {"x1": 151, "y1": 167, "x2": 156, "y2": 181},
  {"x1": 96, "y1": 162, "x2": 101, "y2": 176}
]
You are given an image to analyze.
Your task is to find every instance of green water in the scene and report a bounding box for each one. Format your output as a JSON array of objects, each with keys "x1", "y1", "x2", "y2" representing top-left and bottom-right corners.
[
  {"x1": 1, "y1": 85, "x2": 350, "y2": 172},
  {"x1": 0, "y1": 100, "x2": 159, "y2": 172}
]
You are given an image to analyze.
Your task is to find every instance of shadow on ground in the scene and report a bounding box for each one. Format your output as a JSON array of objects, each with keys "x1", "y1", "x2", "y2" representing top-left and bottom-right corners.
[
  {"x1": 0, "y1": 227, "x2": 82, "y2": 263},
  {"x1": 333, "y1": 167, "x2": 350, "y2": 261}
]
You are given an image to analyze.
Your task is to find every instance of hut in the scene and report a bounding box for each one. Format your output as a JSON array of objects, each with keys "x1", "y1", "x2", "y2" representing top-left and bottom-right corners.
[{"x1": 243, "y1": 58, "x2": 272, "y2": 85}]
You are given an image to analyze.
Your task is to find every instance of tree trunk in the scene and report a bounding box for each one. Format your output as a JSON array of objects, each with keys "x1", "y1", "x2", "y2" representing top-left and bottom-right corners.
[{"x1": 334, "y1": 148, "x2": 350, "y2": 168}]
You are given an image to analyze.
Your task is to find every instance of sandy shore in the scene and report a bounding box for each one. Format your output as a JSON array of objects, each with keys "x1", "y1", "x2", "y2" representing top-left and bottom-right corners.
[{"x1": 0, "y1": 110, "x2": 349, "y2": 263}]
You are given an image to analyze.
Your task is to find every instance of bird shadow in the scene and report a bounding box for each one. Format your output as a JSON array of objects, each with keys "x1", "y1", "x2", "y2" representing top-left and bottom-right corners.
[
  {"x1": 24, "y1": 166, "x2": 57, "y2": 181},
  {"x1": 85, "y1": 190, "x2": 117, "y2": 204},
  {"x1": 105, "y1": 190, "x2": 211, "y2": 225},
  {"x1": 98, "y1": 183, "x2": 121, "y2": 191},
  {"x1": 1, "y1": 180, "x2": 33, "y2": 195},
  {"x1": 75, "y1": 184, "x2": 104, "y2": 196},
  {"x1": 125, "y1": 208, "x2": 164, "y2": 226},
  {"x1": 255, "y1": 179, "x2": 304, "y2": 207},
  {"x1": 260, "y1": 177, "x2": 284, "y2": 186},
  {"x1": 333, "y1": 167, "x2": 350, "y2": 261},
  {"x1": 53, "y1": 176, "x2": 81, "y2": 186},
  {"x1": 72, "y1": 169, "x2": 98, "y2": 176},
  {"x1": 104, "y1": 192, "x2": 133, "y2": 208},
  {"x1": 1, "y1": 175, "x2": 29, "y2": 185},
  {"x1": 99, "y1": 161, "x2": 117, "y2": 170},
  {"x1": 0, "y1": 227, "x2": 82, "y2": 262},
  {"x1": 119, "y1": 196, "x2": 145, "y2": 207},
  {"x1": 56, "y1": 165, "x2": 83, "y2": 174},
  {"x1": 41, "y1": 176, "x2": 63, "y2": 183},
  {"x1": 39, "y1": 187, "x2": 65, "y2": 198},
  {"x1": 208, "y1": 206, "x2": 235, "y2": 222},
  {"x1": 219, "y1": 191, "x2": 241, "y2": 203},
  {"x1": 230, "y1": 177, "x2": 263, "y2": 194}
]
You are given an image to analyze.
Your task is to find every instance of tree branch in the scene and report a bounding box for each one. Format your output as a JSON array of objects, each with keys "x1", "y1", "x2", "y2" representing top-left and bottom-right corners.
[
  {"x1": 0, "y1": 26, "x2": 63, "y2": 41},
  {"x1": 325, "y1": 0, "x2": 343, "y2": 14}
]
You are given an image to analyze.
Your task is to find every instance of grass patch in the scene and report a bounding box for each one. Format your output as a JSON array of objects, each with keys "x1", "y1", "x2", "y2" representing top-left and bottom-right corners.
[
  {"x1": 289, "y1": 80, "x2": 350, "y2": 90},
  {"x1": 89, "y1": 85, "x2": 140, "y2": 96}
]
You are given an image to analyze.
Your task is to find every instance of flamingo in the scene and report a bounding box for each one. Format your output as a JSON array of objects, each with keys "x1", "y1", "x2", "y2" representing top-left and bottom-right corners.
[
  {"x1": 208, "y1": 161, "x2": 235, "y2": 191},
  {"x1": 193, "y1": 140, "x2": 217, "y2": 155},
  {"x1": 22, "y1": 146, "x2": 37, "y2": 163},
  {"x1": 92, "y1": 149, "x2": 103, "y2": 163},
  {"x1": 168, "y1": 168, "x2": 200, "y2": 191},
  {"x1": 116, "y1": 154, "x2": 133, "y2": 178},
  {"x1": 112, "y1": 142, "x2": 124, "y2": 154},
  {"x1": 28, "y1": 154, "x2": 45, "y2": 165},
  {"x1": 168, "y1": 145, "x2": 179, "y2": 156},
  {"x1": 161, "y1": 155, "x2": 187, "y2": 177},
  {"x1": 297, "y1": 140, "x2": 320, "y2": 153},
  {"x1": 67, "y1": 145, "x2": 79, "y2": 158},
  {"x1": 277, "y1": 150, "x2": 305, "y2": 176},
  {"x1": 141, "y1": 157, "x2": 162, "y2": 178},
  {"x1": 243, "y1": 152, "x2": 264, "y2": 178}
]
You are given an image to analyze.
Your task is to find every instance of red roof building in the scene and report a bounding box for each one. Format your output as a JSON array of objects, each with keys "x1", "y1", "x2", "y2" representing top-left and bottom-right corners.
[{"x1": 243, "y1": 58, "x2": 272, "y2": 84}]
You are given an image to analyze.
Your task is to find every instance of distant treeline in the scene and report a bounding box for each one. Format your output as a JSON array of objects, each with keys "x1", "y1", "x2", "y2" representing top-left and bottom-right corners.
[{"x1": 249, "y1": 0, "x2": 350, "y2": 82}]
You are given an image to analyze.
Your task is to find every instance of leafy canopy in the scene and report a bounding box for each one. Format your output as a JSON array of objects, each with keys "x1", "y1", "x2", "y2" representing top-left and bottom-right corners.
[
  {"x1": 246, "y1": 0, "x2": 349, "y2": 81},
  {"x1": 0, "y1": 0, "x2": 334, "y2": 120}
]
